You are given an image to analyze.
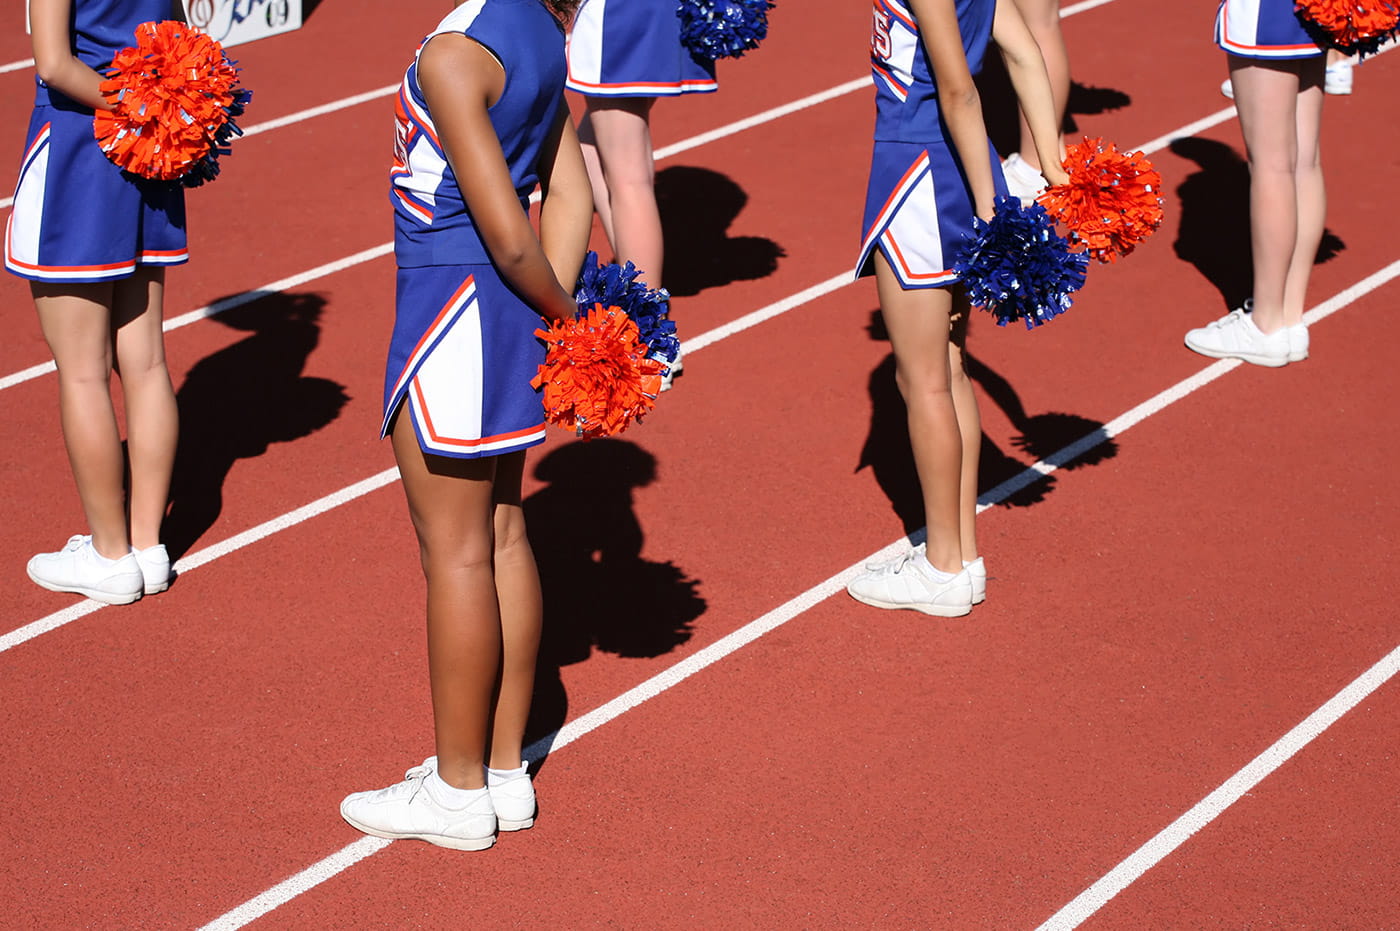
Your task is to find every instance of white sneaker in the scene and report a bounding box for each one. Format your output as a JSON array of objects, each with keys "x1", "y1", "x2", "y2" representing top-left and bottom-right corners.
[
  {"x1": 27, "y1": 534, "x2": 143, "y2": 605},
  {"x1": 1325, "y1": 59, "x2": 1354, "y2": 95},
  {"x1": 1287, "y1": 323, "x2": 1309, "y2": 362},
  {"x1": 1221, "y1": 77, "x2": 1234, "y2": 100},
  {"x1": 847, "y1": 551, "x2": 973, "y2": 617},
  {"x1": 964, "y1": 557, "x2": 986, "y2": 605},
  {"x1": 1001, "y1": 152, "x2": 1049, "y2": 206},
  {"x1": 487, "y1": 763, "x2": 536, "y2": 831},
  {"x1": 340, "y1": 758, "x2": 496, "y2": 851},
  {"x1": 133, "y1": 544, "x2": 172, "y2": 595},
  {"x1": 1184, "y1": 308, "x2": 1290, "y2": 367},
  {"x1": 659, "y1": 345, "x2": 683, "y2": 392}
]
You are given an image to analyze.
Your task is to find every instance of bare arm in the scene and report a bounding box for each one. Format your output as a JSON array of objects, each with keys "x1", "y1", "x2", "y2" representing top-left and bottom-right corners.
[
  {"x1": 535, "y1": 100, "x2": 593, "y2": 296},
  {"x1": 992, "y1": 0, "x2": 1068, "y2": 187},
  {"x1": 29, "y1": 0, "x2": 111, "y2": 110},
  {"x1": 417, "y1": 34, "x2": 577, "y2": 321},
  {"x1": 908, "y1": 0, "x2": 998, "y2": 220}
]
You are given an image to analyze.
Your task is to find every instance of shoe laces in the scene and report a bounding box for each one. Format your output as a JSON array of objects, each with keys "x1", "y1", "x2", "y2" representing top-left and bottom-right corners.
[{"x1": 63, "y1": 535, "x2": 89, "y2": 552}]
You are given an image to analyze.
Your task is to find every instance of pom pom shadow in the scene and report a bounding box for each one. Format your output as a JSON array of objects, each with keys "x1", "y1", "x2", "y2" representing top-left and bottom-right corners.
[
  {"x1": 161, "y1": 293, "x2": 349, "y2": 558},
  {"x1": 657, "y1": 166, "x2": 784, "y2": 297},
  {"x1": 523, "y1": 440, "x2": 706, "y2": 762}
]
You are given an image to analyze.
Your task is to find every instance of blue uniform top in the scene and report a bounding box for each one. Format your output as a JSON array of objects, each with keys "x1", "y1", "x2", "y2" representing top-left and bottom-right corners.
[
  {"x1": 869, "y1": 0, "x2": 995, "y2": 142},
  {"x1": 391, "y1": 0, "x2": 567, "y2": 268},
  {"x1": 36, "y1": 0, "x2": 174, "y2": 106}
]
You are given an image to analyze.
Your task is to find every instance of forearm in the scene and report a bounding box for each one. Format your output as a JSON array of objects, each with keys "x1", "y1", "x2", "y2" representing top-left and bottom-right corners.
[
  {"x1": 486, "y1": 223, "x2": 578, "y2": 322},
  {"x1": 995, "y1": 0, "x2": 1067, "y2": 185},
  {"x1": 940, "y1": 88, "x2": 999, "y2": 219},
  {"x1": 538, "y1": 187, "x2": 592, "y2": 295},
  {"x1": 33, "y1": 57, "x2": 110, "y2": 110}
]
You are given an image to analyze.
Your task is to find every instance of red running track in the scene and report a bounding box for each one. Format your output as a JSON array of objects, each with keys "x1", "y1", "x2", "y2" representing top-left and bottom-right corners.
[{"x1": 1, "y1": 1, "x2": 1398, "y2": 927}]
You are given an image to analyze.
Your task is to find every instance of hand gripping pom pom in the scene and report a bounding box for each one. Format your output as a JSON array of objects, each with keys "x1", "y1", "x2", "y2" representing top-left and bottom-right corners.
[
  {"x1": 952, "y1": 195, "x2": 1090, "y2": 330},
  {"x1": 1294, "y1": 0, "x2": 1400, "y2": 55},
  {"x1": 677, "y1": 0, "x2": 775, "y2": 61},
  {"x1": 93, "y1": 21, "x2": 252, "y2": 185},
  {"x1": 1038, "y1": 137, "x2": 1164, "y2": 264},
  {"x1": 532, "y1": 305, "x2": 666, "y2": 439},
  {"x1": 574, "y1": 251, "x2": 680, "y2": 365}
]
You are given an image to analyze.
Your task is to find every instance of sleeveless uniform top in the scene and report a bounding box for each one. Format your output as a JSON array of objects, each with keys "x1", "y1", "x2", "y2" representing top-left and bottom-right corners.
[
  {"x1": 870, "y1": 0, "x2": 994, "y2": 142},
  {"x1": 391, "y1": 0, "x2": 567, "y2": 268},
  {"x1": 36, "y1": 0, "x2": 174, "y2": 106}
]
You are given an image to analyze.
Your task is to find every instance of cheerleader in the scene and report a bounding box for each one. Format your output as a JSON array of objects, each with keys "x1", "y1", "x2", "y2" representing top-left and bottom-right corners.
[
  {"x1": 10, "y1": 0, "x2": 186, "y2": 604},
  {"x1": 846, "y1": 0, "x2": 1067, "y2": 617},
  {"x1": 338, "y1": 0, "x2": 592, "y2": 850},
  {"x1": 1185, "y1": 0, "x2": 1328, "y2": 366}
]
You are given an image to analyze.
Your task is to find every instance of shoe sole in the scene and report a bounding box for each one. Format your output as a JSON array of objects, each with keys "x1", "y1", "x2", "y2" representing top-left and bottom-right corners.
[
  {"x1": 27, "y1": 567, "x2": 142, "y2": 605},
  {"x1": 496, "y1": 816, "x2": 535, "y2": 831},
  {"x1": 339, "y1": 811, "x2": 496, "y2": 851},
  {"x1": 1183, "y1": 337, "x2": 1288, "y2": 368},
  {"x1": 846, "y1": 586, "x2": 972, "y2": 618},
  {"x1": 143, "y1": 575, "x2": 172, "y2": 596}
]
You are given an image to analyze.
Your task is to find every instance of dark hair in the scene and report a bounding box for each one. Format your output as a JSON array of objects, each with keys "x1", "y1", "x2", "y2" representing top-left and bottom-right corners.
[{"x1": 542, "y1": 0, "x2": 580, "y2": 26}]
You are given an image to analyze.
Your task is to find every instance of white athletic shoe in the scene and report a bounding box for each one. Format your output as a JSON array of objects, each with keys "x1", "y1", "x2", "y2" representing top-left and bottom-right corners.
[
  {"x1": 133, "y1": 544, "x2": 172, "y2": 595},
  {"x1": 964, "y1": 557, "x2": 987, "y2": 605},
  {"x1": 1287, "y1": 323, "x2": 1309, "y2": 362},
  {"x1": 659, "y1": 346, "x2": 684, "y2": 392},
  {"x1": 487, "y1": 763, "x2": 536, "y2": 831},
  {"x1": 1221, "y1": 77, "x2": 1234, "y2": 100},
  {"x1": 27, "y1": 534, "x2": 143, "y2": 605},
  {"x1": 1184, "y1": 308, "x2": 1290, "y2": 367},
  {"x1": 847, "y1": 551, "x2": 973, "y2": 617},
  {"x1": 340, "y1": 758, "x2": 497, "y2": 851},
  {"x1": 1001, "y1": 152, "x2": 1049, "y2": 206},
  {"x1": 1325, "y1": 59, "x2": 1354, "y2": 95}
]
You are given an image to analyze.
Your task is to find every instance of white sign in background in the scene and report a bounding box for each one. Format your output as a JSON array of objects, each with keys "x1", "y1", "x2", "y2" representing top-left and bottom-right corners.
[{"x1": 25, "y1": 0, "x2": 305, "y2": 48}]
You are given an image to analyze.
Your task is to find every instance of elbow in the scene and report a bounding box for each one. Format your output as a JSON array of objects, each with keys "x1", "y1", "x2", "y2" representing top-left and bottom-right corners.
[
  {"x1": 32, "y1": 58, "x2": 63, "y2": 87},
  {"x1": 942, "y1": 85, "x2": 980, "y2": 112}
]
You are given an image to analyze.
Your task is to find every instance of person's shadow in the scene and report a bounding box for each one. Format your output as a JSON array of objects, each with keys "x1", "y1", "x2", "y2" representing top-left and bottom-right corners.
[
  {"x1": 522, "y1": 439, "x2": 705, "y2": 764},
  {"x1": 1171, "y1": 136, "x2": 1345, "y2": 312},
  {"x1": 976, "y1": 46, "x2": 1134, "y2": 156},
  {"x1": 656, "y1": 166, "x2": 785, "y2": 297},
  {"x1": 162, "y1": 293, "x2": 350, "y2": 559},
  {"x1": 858, "y1": 310, "x2": 1117, "y2": 533}
]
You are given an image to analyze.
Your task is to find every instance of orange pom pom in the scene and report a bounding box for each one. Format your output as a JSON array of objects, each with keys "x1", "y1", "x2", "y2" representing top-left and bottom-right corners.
[
  {"x1": 531, "y1": 304, "x2": 666, "y2": 439},
  {"x1": 1038, "y1": 137, "x2": 1164, "y2": 264},
  {"x1": 1295, "y1": 0, "x2": 1399, "y2": 52},
  {"x1": 93, "y1": 21, "x2": 243, "y2": 181}
]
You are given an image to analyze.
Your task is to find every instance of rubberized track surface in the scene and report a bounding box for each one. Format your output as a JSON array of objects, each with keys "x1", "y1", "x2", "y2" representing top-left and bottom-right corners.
[{"x1": 2, "y1": 1, "x2": 1398, "y2": 927}]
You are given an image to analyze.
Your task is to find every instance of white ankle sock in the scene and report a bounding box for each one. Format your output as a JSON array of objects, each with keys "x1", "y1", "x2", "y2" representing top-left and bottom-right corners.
[
  {"x1": 426, "y1": 769, "x2": 485, "y2": 808},
  {"x1": 486, "y1": 763, "x2": 527, "y2": 787},
  {"x1": 919, "y1": 556, "x2": 957, "y2": 583}
]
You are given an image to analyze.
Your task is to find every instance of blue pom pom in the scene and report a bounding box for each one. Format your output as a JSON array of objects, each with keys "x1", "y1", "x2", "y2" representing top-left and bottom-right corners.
[
  {"x1": 952, "y1": 195, "x2": 1090, "y2": 330},
  {"x1": 677, "y1": 0, "x2": 774, "y2": 61},
  {"x1": 575, "y1": 252, "x2": 681, "y2": 363},
  {"x1": 181, "y1": 86, "x2": 252, "y2": 188}
]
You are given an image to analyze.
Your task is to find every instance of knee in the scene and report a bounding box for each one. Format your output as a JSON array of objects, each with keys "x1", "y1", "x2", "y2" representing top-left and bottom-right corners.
[
  {"x1": 894, "y1": 365, "x2": 951, "y2": 404},
  {"x1": 415, "y1": 534, "x2": 494, "y2": 581}
]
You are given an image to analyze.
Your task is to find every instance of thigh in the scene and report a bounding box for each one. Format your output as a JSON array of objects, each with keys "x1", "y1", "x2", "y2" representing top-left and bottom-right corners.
[
  {"x1": 874, "y1": 251, "x2": 954, "y2": 390},
  {"x1": 392, "y1": 410, "x2": 497, "y2": 559},
  {"x1": 32, "y1": 281, "x2": 116, "y2": 379},
  {"x1": 1229, "y1": 55, "x2": 1311, "y2": 169},
  {"x1": 583, "y1": 98, "x2": 657, "y2": 183},
  {"x1": 112, "y1": 267, "x2": 169, "y2": 373}
]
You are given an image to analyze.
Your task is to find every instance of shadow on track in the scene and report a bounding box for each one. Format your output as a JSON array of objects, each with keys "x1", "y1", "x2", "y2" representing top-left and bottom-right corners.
[
  {"x1": 523, "y1": 439, "x2": 705, "y2": 770},
  {"x1": 656, "y1": 165, "x2": 785, "y2": 297},
  {"x1": 162, "y1": 293, "x2": 349, "y2": 560}
]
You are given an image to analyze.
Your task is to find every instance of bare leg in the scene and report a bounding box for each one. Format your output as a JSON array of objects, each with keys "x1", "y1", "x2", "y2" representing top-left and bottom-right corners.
[
  {"x1": 946, "y1": 292, "x2": 980, "y2": 563},
  {"x1": 112, "y1": 267, "x2": 178, "y2": 550},
  {"x1": 1013, "y1": 0, "x2": 1070, "y2": 173},
  {"x1": 1230, "y1": 55, "x2": 1325, "y2": 334},
  {"x1": 873, "y1": 252, "x2": 963, "y2": 575},
  {"x1": 33, "y1": 281, "x2": 129, "y2": 559},
  {"x1": 486, "y1": 451, "x2": 543, "y2": 770},
  {"x1": 393, "y1": 413, "x2": 501, "y2": 791},
  {"x1": 578, "y1": 96, "x2": 664, "y2": 283},
  {"x1": 1285, "y1": 64, "x2": 1326, "y2": 327}
]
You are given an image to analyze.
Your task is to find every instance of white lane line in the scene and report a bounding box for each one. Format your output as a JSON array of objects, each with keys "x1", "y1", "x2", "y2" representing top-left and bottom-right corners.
[
  {"x1": 239, "y1": 85, "x2": 399, "y2": 139},
  {"x1": 1036, "y1": 644, "x2": 1400, "y2": 930},
  {"x1": 0, "y1": 57, "x2": 34, "y2": 74},
  {"x1": 192, "y1": 259, "x2": 1400, "y2": 930}
]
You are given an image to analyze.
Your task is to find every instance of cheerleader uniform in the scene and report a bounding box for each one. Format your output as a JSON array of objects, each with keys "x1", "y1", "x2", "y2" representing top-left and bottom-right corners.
[
  {"x1": 1216, "y1": 0, "x2": 1325, "y2": 59},
  {"x1": 5, "y1": 0, "x2": 188, "y2": 283},
  {"x1": 567, "y1": 0, "x2": 718, "y2": 97},
  {"x1": 383, "y1": 0, "x2": 567, "y2": 459},
  {"x1": 856, "y1": 0, "x2": 1009, "y2": 289}
]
